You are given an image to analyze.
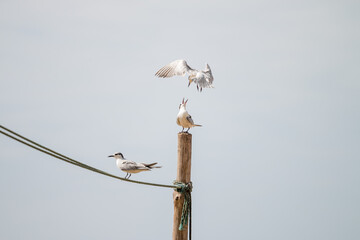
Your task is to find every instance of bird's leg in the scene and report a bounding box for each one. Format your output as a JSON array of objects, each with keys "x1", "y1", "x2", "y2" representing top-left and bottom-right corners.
[
  {"x1": 181, "y1": 127, "x2": 184, "y2": 133},
  {"x1": 128, "y1": 174, "x2": 131, "y2": 179},
  {"x1": 200, "y1": 87, "x2": 203, "y2": 92},
  {"x1": 186, "y1": 128, "x2": 190, "y2": 133},
  {"x1": 125, "y1": 173, "x2": 128, "y2": 179},
  {"x1": 197, "y1": 85, "x2": 199, "y2": 91}
]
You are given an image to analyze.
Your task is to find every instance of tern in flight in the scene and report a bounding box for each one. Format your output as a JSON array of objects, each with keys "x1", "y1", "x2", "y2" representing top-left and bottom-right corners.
[{"x1": 155, "y1": 59, "x2": 214, "y2": 92}]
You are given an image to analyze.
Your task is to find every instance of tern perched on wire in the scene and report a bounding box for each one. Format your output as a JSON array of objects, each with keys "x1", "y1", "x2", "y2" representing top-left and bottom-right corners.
[
  {"x1": 108, "y1": 152, "x2": 161, "y2": 179},
  {"x1": 155, "y1": 59, "x2": 214, "y2": 92},
  {"x1": 177, "y1": 98, "x2": 202, "y2": 133}
]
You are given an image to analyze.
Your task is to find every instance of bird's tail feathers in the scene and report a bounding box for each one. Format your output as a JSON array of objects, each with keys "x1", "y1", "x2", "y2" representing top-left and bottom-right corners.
[
  {"x1": 143, "y1": 162, "x2": 162, "y2": 168},
  {"x1": 194, "y1": 124, "x2": 202, "y2": 127},
  {"x1": 151, "y1": 166, "x2": 162, "y2": 169}
]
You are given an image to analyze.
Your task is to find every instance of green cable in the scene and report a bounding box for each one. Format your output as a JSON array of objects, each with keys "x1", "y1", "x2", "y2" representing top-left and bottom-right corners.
[
  {"x1": 1, "y1": 124, "x2": 193, "y2": 239},
  {"x1": 0, "y1": 125, "x2": 177, "y2": 189}
]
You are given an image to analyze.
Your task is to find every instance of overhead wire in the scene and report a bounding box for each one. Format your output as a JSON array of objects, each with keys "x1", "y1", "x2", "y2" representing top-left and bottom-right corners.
[
  {"x1": 1, "y1": 124, "x2": 192, "y2": 239},
  {"x1": 0, "y1": 125, "x2": 177, "y2": 189}
]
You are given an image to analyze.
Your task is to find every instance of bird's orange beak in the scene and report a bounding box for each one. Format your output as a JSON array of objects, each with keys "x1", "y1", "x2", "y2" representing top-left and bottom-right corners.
[{"x1": 188, "y1": 78, "x2": 193, "y2": 87}]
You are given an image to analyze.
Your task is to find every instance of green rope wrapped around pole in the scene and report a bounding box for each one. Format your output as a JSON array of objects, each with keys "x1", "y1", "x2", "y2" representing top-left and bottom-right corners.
[{"x1": 173, "y1": 181, "x2": 192, "y2": 231}]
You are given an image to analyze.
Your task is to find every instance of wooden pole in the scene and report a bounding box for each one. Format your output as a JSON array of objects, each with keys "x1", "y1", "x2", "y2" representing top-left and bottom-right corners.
[{"x1": 173, "y1": 132, "x2": 192, "y2": 240}]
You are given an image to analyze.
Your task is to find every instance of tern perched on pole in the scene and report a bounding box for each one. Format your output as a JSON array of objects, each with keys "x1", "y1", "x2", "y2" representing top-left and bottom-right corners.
[
  {"x1": 155, "y1": 59, "x2": 214, "y2": 92},
  {"x1": 108, "y1": 152, "x2": 161, "y2": 179},
  {"x1": 177, "y1": 98, "x2": 202, "y2": 133}
]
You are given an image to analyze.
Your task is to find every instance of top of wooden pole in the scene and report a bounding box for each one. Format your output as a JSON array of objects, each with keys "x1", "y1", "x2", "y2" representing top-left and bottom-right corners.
[{"x1": 177, "y1": 132, "x2": 192, "y2": 183}]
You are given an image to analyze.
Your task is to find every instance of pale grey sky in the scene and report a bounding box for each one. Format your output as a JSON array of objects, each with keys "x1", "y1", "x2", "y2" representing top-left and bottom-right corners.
[{"x1": 1, "y1": 0, "x2": 359, "y2": 239}]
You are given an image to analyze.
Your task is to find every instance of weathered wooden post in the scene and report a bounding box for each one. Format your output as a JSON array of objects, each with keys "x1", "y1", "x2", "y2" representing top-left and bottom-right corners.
[{"x1": 173, "y1": 132, "x2": 192, "y2": 240}]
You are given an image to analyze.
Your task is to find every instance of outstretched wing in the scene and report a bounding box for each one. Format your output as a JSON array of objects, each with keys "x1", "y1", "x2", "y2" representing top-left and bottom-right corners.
[
  {"x1": 195, "y1": 73, "x2": 214, "y2": 89},
  {"x1": 155, "y1": 59, "x2": 194, "y2": 78},
  {"x1": 193, "y1": 64, "x2": 214, "y2": 90}
]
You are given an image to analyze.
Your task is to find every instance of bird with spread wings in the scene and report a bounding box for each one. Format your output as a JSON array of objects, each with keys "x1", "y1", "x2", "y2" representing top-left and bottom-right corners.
[{"x1": 155, "y1": 59, "x2": 214, "y2": 92}]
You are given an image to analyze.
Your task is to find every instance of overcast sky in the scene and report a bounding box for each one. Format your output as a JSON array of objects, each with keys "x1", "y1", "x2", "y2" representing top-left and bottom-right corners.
[{"x1": 1, "y1": 0, "x2": 359, "y2": 239}]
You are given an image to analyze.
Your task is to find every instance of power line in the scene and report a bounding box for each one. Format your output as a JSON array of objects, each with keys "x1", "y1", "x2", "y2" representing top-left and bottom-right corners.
[
  {"x1": 0, "y1": 125, "x2": 178, "y2": 189},
  {"x1": 1, "y1": 124, "x2": 193, "y2": 239}
]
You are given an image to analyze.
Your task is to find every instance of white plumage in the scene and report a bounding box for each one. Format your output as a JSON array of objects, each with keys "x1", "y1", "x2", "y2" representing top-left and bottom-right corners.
[
  {"x1": 155, "y1": 59, "x2": 214, "y2": 92},
  {"x1": 176, "y1": 98, "x2": 202, "y2": 133},
  {"x1": 108, "y1": 152, "x2": 161, "y2": 179}
]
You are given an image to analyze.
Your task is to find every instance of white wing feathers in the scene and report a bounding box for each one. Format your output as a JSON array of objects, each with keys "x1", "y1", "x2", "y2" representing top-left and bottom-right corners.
[
  {"x1": 121, "y1": 160, "x2": 161, "y2": 171},
  {"x1": 155, "y1": 59, "x2": 214, "y2": 91},
  {"x1": 155, "y1": 59, "x2": 194, "y2": 78},
  {"x1": 193, "y1": 63, "x2": 214, "y2": 89},
  {"x1": 121, "y1": 160, "x2": 148, "y2": 171}
]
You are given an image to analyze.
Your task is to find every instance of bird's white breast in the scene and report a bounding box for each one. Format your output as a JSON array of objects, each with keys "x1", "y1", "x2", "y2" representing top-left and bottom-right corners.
[
  {"x1": 177, "y1": 109, "x2": 192, "y2": 128},
  {"x1": 116, "y1": 159, "x2": 124, "y2": 169}
]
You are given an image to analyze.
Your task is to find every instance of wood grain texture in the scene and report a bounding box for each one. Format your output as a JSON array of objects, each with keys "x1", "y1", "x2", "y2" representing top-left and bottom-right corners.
[{"x1": 173, "y1": 132, "x2": 192, "y2": 240}]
